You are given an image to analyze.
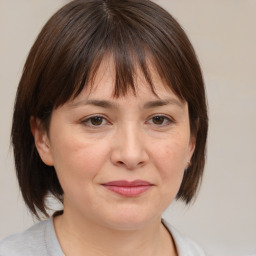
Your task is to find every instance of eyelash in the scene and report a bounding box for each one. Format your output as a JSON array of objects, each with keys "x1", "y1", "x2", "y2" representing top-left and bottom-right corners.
[
  {"x1": 147, "y1": 115, "x2": 174, "y2": 126},
  {"x1": 81, "y1": 114, "x2": 174, "y2": 128},
  {"x1": 81, "y1": 115, "x2": 110, "y2": 127}
]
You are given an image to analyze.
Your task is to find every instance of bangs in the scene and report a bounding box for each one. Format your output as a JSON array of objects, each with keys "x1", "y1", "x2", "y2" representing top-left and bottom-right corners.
[
  {"x1": 52, "y1": 25, "x2": 169, "y2": 108},
  {"x1": 36, "y1": 0, "x2": 190, "y2": 113},
  {"x1": 73, "y1": 41, "x2": 156, "y2": 100}
]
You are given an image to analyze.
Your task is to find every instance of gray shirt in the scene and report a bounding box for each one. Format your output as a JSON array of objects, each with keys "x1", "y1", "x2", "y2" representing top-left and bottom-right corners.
[{"x1": 0, "y1": 218, "x2": 205, "y2": 256}]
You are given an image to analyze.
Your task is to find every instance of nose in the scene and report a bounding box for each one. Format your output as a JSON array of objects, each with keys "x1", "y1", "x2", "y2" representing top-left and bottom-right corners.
[{"x1": 110, "y1": 123, "x2": 149, "y2": 170}]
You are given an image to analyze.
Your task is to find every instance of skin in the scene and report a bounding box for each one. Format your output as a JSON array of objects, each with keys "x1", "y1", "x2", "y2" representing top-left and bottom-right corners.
[{"x1": 31, "y1": 57, "x2": 195, "y2": 256}]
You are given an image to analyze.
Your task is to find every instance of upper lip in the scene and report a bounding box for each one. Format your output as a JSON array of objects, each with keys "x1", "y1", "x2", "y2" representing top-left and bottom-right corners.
[{"x1": 102, "y1": 180, "x2": 153, "y2": 187}]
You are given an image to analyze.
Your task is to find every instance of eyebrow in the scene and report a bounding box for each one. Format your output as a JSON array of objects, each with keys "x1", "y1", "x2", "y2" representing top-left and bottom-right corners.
[
  {"x1": 143, "y1": 98, "x2": 183, "y2": 109},
  {"x1": 71, "y1": 98, "x2": 183, "y2": 109},
  {"x1": 71, "y1": 99, "x2": 116, "y2": 108}
]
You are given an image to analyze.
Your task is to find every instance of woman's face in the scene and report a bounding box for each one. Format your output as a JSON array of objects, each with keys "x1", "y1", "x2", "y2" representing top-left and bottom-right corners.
[{"x1": 35, "y1": 58, "x2": 195, "y2": 230}]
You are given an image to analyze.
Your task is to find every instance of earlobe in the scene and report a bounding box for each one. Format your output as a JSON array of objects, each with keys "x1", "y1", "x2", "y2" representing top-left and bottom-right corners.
[
  {"x1": 188, "y1": 118, "x2": 199, "y2": 161},
  {"x1": 30, "y1": 117, "x2": 54, "y2": 166},
  {"x1": 187, "y1": 134, "x2": 196, "y2": 165}
]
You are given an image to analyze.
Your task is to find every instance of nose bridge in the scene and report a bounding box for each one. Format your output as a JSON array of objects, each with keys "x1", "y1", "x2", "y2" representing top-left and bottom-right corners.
[
  {"x1": 122, "y1": 122, "x2": 141, "y2": 152},
  {"x1": 111, "y1": 121, "x2": 148, "y2": 169}
]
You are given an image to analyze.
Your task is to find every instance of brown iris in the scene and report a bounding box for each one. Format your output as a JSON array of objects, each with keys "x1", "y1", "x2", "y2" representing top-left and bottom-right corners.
[
  {"x1": 152, "y1": 116, "x2": 165, "y2": 125},
  {"x1": 90, "y1": 116, "x2": 103, "y2": 126}
]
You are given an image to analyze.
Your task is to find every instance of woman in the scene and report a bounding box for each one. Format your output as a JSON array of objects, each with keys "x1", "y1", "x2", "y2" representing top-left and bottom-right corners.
[{"x1": 0, "y1": 0, "x2": 208, "y2": 255}]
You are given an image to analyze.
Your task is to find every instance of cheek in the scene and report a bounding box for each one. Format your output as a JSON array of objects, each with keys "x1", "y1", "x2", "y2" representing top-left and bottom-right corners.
[
  {"x1": 154, "y1": 139, "x2": 188, "y2": 166},
  {"x1": 50, "y1": 133, "x2": 109, "y2": 189},
  {"x1": 150, "y1": 137, "x2": 189, "y2": 181},
  {"x1": 147, "y1": 139, "x2": 188, "y2": 209}
]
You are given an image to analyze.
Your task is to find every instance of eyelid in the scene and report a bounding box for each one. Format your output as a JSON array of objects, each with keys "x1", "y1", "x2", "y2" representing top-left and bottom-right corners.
[
  {"x1": 80, "y1": 113, "x2": 174, "y2": 127},
  {"x1": 81, "y1": 114, "x2": 111, "y2": 127},
  {"x1": 146, "y1": 114, "x2": 175, "y2": 125}
]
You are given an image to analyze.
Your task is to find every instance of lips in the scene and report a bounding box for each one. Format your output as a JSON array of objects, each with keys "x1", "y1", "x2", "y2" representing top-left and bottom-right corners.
[{"x1": 101, "y1": 180, "x2": 153, "y2": 196}]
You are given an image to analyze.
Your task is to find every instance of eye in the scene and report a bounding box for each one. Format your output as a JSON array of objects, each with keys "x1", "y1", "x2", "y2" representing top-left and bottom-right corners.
[
  {"x1": 81, "y1": 115, "x2": 109, "y2": 127},
  {"x1": 147, "y1": 115, "x2": 173, "y2": 126}
]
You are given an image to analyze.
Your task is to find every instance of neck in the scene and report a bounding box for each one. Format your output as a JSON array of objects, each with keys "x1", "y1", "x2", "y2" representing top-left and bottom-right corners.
[{"x1": 53, "y1": 210, "x2": 177, "y2": 256}]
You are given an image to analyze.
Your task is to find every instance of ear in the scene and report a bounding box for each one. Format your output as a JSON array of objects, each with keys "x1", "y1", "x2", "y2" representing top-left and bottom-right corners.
[
  {"x1": 30, "y1": 116, "x2": 54, "y2": 166},
  {"x1": 184, "y1": 135, "x2": 196, "y2": 170},
  {"x1": 188, "y1": 134, "x2": 196, "y2": 159},
  {"x1": 186, "y1": 119, "x2": 199, "y2": 167}
]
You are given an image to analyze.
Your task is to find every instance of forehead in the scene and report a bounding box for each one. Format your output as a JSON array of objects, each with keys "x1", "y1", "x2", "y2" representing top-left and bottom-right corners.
[{"x1": 71, "y1": 55, "x2": 183, "y2": 104}]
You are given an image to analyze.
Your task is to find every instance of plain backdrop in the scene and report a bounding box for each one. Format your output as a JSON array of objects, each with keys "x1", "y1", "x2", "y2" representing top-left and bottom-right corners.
[{"x1": 0, "y1": 1, "x2": 255, "y2": 255}]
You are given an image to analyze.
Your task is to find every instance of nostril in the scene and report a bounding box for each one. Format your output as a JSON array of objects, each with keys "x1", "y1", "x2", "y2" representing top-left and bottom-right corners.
[
  {"x1": 115, "y1": 160, "x2": 144, "y2": 169},
  {"x1": 137, "y1": 161, "x2": 146, "y2": 167},
  {"x1": 117, "y1": 161, "x2": 124, "y2": 166}
]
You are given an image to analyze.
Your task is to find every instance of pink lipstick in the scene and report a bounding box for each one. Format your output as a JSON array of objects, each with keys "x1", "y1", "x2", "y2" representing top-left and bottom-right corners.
[{"x1": 102, "y1": 180, "x2": 153, "y2": 196}]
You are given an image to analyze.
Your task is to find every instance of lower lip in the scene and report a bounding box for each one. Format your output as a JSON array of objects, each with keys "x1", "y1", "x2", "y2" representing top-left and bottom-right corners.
[{"x1": 102, "y1": 185, "x2": 152, "y2": 196}]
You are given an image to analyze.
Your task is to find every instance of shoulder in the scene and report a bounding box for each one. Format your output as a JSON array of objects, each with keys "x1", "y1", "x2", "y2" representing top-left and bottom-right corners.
[
  {"x1": 0, "y1": 219, "x2": 49, "y2": 256},
  {"x1": 162, "y1": 219, "x2": 206, "y2": 256}
]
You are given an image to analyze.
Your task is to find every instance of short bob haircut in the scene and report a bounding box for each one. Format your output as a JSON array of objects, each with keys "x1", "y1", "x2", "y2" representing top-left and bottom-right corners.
[{"x1": 12, "y1": 0, "x2": 208, "y2": 218}]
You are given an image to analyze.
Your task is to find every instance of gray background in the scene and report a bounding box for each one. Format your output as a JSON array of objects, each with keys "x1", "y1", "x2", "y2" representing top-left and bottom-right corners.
[{"x1": 0, "y1": 1, "x2": 255, "y2": 255}]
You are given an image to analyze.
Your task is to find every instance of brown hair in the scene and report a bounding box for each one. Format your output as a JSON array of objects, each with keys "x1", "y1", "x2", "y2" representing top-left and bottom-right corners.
[{"x1": 12, "y1": 0, "x2": 208, "y2": 218}]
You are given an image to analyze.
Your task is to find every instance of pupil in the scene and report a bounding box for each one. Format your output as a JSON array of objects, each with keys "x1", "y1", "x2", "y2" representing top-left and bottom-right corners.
[
  {"x1": 153, "y1": 116, "x2": 164, "y2": 124},
  {"x1": 91, "y1": 117, "x2": 103, "y2": 125}
]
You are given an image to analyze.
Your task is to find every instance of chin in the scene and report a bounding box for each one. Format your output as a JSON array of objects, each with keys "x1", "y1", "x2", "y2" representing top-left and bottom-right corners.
[{"x1": 100, "y1": 208, "x2": 160, "y2": 231}]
